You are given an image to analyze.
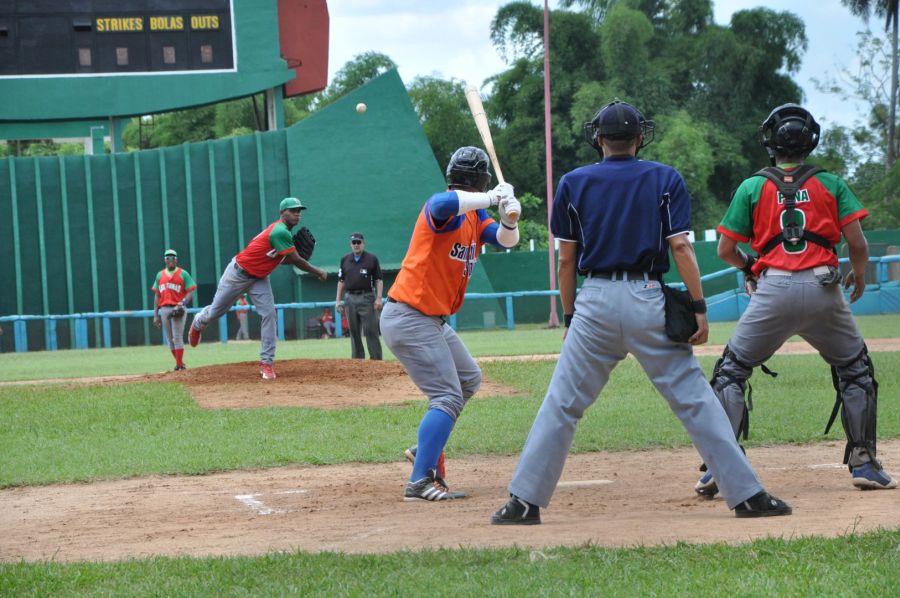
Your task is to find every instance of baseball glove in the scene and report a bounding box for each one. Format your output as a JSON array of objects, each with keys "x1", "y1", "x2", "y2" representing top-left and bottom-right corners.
[
  {"x1": 170, "y1": 303, "x2": 186, "y2": 318},
  {"x1": 293, "y1": 226, "x2": 316, "y2": 260}
]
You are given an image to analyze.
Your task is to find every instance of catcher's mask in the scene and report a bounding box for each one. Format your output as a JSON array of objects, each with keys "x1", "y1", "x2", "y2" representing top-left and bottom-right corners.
[
  {"x1": 583, "y1": 99, "x2": 655, "y2": 156},
  {"x1": 446, "y1": 146, "x2": 492, "y2": 192},
  {"x1": 759, "y1": 103, "x2": 820, "y2": 165}
]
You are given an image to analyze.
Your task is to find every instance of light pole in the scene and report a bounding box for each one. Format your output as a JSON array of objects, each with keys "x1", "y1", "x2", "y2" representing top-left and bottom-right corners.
[{"x1": 543, "y1": 0, "x2": 559, "y2": 328}]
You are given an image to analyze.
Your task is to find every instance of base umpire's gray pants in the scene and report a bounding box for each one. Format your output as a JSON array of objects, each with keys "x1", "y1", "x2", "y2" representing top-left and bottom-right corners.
[
  {"x1": 344, "y1": 291, "x2": 383, "y2": 360},
  {"x1": 380, "y1": 300, "x2": 481, "y2": 421},
  {"x1": 193, "y1": 258, "x2": 278, "y2": 364},
  {"x1": 508, "y1": 276, "x2": 764, "y2": 510},
  {"x1": 720, "y1": 267, "x2": 870, "y2": 466},
  {"x1": 159, "y1": 305, "x2": 186, "y2": 350}
]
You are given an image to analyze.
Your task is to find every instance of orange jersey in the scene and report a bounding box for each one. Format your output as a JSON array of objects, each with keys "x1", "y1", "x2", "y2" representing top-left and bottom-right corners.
[
  {"x1": 389, "y1": 203, "x2": 496, "y2": 316},
  {"x1": 235, "y1": 220, "x2": 295, "y2": 278}
]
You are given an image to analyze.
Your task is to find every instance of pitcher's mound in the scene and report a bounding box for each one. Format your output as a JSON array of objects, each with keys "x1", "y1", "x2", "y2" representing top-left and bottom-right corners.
[{"x1": 165, "y1": 359, "x2": 522, "y2": 410}]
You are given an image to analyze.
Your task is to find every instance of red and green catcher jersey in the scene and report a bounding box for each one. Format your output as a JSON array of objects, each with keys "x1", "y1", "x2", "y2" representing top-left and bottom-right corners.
[
  {"x1": 152, "y1": 267, "x2": 197, "y2": 306},
  {"x1": 235, "y1": 220, "x2": 295, "y2": 278},
  {"x1": 717, "y1": 168, "x2": 867, "y2": 275}
]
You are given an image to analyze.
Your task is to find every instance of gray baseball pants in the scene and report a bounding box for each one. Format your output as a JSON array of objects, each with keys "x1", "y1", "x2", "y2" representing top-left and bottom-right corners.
[
  {"x1": 192, "y1": 258, "x2": 278, "y2": 364},
  {"x1": 159, "y1": 305, "x2": 186, "y2": 350},
  {"x1": 508, "y1": 276, "x2": 764, "y2": 510},
  {"x1": 380, "y1": 300, "x2": 481, "y2": 421},
  {"x1": 344, "y1": 291, "x2": 383, "y2": 360},
  {"x1": 716, "y1": 267, "x2": 871, "y2": 466}
]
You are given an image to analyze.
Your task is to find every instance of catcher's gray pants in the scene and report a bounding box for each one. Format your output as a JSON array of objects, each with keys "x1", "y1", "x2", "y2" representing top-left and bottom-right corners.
[
  {"x1": 159, "y1": 305, "x2": 186, "y2": 350},
  {"x1": 193, "y1": 258, "x2": 277, "y2": 364},
  {"x1": 507, "y1": 276, "x2": 764, "y2": 510},
  {"x1": 716, "y1": 267, "x2": 871, "y2": 466},
  {"x1": 344, "y1": 291, "x2": 382, "y2": 360},
  {"x1": 380, "y1": 300, "x2": 481, "y2": 421}
]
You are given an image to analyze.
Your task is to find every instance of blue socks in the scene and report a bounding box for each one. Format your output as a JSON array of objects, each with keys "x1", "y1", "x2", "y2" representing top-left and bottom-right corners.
[{"x1": 411, "y1": 408, "x2": 455, "y2": 481}]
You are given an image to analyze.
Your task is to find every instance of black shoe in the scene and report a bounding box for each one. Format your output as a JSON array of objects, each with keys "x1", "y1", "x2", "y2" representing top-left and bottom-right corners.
[
  {"x1": 404, "y1": 469, "x2": 466, "y2": 501},
  {"x1": 491, "y1": 495, "x2": 541, "y2": 525},
  {"x1": 734, "y1": 491, "x2": 792, "y2": 518}
]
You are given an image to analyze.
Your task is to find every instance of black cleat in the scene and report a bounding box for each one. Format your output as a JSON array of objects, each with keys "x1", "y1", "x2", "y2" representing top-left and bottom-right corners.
[
  {"x1": 734, "y1": 491, "x2": 792, "y2": 518},
  {"x1": 491, "y1": 495, "x2": 541, "y2": 525}
]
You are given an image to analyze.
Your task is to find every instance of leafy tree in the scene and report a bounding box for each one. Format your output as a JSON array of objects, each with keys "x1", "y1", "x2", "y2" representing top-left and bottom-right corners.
[
  {"x1": 407, "y1": 77, "x2": 481, "y2": 167},
  {"x1": 842, "y1": 0, "x2": 899, "y2": 169}
]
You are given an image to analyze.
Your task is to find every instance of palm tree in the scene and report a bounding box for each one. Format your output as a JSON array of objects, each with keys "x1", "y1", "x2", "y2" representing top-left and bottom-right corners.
[{"x1": 843, "y1": 0, "x2": 899, "y2": 170}]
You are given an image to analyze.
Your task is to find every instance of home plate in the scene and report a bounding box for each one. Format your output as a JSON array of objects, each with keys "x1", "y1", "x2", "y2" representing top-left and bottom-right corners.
[{"x1": 558, "y1": 479, "x2": 613, "y2": 488}]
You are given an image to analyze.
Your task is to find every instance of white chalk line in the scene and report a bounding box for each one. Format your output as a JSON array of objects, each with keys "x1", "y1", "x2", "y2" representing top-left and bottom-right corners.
[
  {"x1": 234, "y1": 489, "x2": 308, "y2": 515},
  {"x1": 558, "y1": 479, "x2": 613, "y2": 488}
]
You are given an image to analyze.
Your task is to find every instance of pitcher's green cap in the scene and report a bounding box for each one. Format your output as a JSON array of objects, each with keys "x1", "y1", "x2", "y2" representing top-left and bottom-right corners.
[
  {"x1": 164, "y1": 249, "x2": 177, "y2": 257},
  {"x1": 279, "y1": 197, "x2": 306, "y2": 211}
]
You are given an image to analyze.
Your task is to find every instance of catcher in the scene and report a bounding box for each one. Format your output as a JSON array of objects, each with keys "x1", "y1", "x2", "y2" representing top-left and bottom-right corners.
[
  {"x1": 152, "y1": 249, "x2": 197, "y2": 371},
  {"x1": 188, "y1": 197, "x2": 327, "y2": 380}
]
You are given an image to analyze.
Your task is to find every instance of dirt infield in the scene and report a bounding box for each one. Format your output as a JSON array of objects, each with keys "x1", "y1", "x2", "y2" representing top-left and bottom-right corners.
[{"x1": 2, "y1": 341, "x2": 900, "y2": 563}]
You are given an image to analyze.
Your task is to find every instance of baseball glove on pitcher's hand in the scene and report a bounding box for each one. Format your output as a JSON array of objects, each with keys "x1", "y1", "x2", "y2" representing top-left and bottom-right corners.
[
  {"x1": 293, "y1": 226, "x2": 316, "y2": 260},
  {"x1": 170, "y1": 303, "x2": 186, "y2": 318}
]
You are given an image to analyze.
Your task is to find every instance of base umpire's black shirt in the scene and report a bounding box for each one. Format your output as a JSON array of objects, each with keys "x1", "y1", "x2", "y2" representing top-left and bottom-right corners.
[{"x1": 339, "y1": 251, "x2": 383, "y2": 292}]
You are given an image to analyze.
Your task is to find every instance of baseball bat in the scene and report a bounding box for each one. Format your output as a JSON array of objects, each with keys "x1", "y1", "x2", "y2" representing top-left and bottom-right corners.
[{"x1": 464, "y1": 83, "x2": 505, "y2": 184}]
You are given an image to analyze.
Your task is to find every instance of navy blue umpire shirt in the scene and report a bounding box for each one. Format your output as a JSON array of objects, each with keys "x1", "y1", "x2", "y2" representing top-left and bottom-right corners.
[{"x1": 551, "y1": 155, "x2": 692, "y2": 274}]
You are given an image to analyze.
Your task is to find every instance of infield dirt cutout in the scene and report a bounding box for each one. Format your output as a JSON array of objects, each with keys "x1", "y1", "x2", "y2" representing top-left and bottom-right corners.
[{"x1": 3, "y1": 342, "x2": 900, "y2": 563}]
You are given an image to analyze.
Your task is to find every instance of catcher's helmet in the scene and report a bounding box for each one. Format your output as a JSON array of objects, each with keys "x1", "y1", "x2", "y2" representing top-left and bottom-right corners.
[
  {"x1": 583, "y1": 99, "x2": 655, "y2": 154},
  {"x1": 446, "y1": 146, "x2": 492, "y2": 192},
  {"x1": 759, "y1": 103, "x2": 820, "y2": 165}
]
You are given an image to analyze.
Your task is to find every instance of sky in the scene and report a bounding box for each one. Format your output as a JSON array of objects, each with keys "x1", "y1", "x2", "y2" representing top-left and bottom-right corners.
[{"x1": 326, "y1": 0, "x2": 874, "y2": 131}]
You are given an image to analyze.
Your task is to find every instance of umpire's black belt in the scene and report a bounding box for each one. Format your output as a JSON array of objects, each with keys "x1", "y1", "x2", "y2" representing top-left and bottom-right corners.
[
  {"x1": 586, "y1": 270, "x2": 661, "y2": 282},
  {"x1": 346, "y1": 289, "x2": 372, "y2": 294}
]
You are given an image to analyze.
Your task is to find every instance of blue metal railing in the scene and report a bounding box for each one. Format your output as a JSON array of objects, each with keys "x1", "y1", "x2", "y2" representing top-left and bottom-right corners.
[{"x1": 3, "y1": 256, "x2": 899, "y2": 353}]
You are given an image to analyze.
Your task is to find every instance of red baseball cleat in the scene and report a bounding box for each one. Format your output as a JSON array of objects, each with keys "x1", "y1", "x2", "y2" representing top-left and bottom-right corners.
[
  {"x1": 188, "y1": 325, "x2": 201, "y2": 347},
  {"x1": 260, "y1": 362, "x2": 276, "y2": 380}
]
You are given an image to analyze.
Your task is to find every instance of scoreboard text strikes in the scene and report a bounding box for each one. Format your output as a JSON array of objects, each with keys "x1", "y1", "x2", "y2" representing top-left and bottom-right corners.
[{"x1": 95, "y1": 15, "x2": 221, "y2": 32}]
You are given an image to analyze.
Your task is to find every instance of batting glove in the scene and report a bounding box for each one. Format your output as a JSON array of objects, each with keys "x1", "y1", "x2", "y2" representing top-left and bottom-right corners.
[
  {"x1": 487, "y1": 182, "x2": 514, "y2": 207},
  {"x1": 499, "y1": 196, "x2": 521, "y2": 226}
]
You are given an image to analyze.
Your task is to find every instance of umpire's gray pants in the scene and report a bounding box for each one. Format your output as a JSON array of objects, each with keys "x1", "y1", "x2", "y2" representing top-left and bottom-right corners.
[
  {"x1": 380, "y1": 301, "x2": 481, "y2": 421},
  {"x1": 508, "y1": 277, "x2": 764, "y2": 510},
  {"x1": 159, "y1": 305, "x2": 186, "y2": 350},
  {"x1": 344, "y1": 291, "x2": 383, "y2": 360},
  {"x1": 193, "y1": 258, "x2": 278, "y2": 364}
]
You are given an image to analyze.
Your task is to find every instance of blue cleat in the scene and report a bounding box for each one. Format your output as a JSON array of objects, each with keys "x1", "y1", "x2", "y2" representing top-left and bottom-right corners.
[
  {"x1": 695, "y1": 471, "x2": 719, "y2": 498},
  {"x1": 851, "y1": 462, "x2": 898, "y2": 490}
]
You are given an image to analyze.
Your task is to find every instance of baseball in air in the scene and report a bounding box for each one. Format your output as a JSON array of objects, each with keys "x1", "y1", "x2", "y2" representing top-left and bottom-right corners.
[{"x1": 356, "y1": 102, "x2": 367, "y2": 114}]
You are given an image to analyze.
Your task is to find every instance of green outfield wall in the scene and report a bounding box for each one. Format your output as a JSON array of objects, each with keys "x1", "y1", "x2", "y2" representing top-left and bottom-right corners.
[{"x1": 1, "y1": 69, "x2": 444, "y2": 350}]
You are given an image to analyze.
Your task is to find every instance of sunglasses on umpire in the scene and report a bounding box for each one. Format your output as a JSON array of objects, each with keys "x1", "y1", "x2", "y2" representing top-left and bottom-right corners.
[{"x1": 351, "y1": 240, "x2": 363, "y2": 245}]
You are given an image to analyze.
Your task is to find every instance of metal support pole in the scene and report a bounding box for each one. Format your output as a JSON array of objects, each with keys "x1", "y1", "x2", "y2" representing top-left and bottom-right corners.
[{"x1": 543, "y1": 0, "x2": 559, "y2": 328}]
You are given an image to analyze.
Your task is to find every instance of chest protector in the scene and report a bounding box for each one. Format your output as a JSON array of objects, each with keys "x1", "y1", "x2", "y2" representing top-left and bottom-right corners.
[{"x1": 756, "y1": 165, "x2": 832, "y2": 256}]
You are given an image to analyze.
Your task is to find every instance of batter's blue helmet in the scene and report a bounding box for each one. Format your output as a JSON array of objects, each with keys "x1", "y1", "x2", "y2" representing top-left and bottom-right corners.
[{"x1": 446, "y1": 147, "x2": 492, "y2": 192}]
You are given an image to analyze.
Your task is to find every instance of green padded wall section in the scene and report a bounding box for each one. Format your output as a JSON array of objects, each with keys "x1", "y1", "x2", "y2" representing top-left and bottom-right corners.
[{"x1": 287, "y1": 69, "x2": 445, "y2": 274}]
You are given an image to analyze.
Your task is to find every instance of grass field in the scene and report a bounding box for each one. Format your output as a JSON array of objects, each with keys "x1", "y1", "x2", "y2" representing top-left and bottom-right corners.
[{"x1": 1, "y1": 314, "x2": 899, "y2": 594}]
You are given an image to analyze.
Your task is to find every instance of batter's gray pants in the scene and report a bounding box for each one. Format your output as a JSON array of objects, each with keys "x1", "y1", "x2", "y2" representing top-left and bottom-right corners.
[
  {"x1": 159, "y1": 305, "x2": 186, "y2": 350},
  {"x1": 380, "y1": 300, "x2": 481, "y2": 421},
  {"x1": 508, "y1": 276, "x2": 764, "y2": 510},
  {"x1": 192, "y1": 258, "x2": 278, "y2": 364},
  {"x1": 344, "y1": 291, "x2": 383, "y2": 360},
  {"x1": 719, "y1": 267, "x2": 870, "y2": 466}
]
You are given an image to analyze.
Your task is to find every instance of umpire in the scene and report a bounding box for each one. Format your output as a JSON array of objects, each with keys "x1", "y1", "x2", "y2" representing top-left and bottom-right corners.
[
  {"x1": 336, "y1": 232, "x2": 383, "y2": 360},
  {"x1": 491, "y1": 99, "x2": 792, "y2": 525}
]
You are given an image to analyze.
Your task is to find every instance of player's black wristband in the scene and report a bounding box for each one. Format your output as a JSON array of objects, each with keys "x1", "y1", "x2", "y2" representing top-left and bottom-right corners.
[
  {"x1": 690, "y1": 299, "x2": 707, "y2": 314},
  {"x1": 737, "y1": 250, "x2": 757, "y2": 277},
  {"x1": 564, "y1": 313, "x2": 574, "y2": 327}
]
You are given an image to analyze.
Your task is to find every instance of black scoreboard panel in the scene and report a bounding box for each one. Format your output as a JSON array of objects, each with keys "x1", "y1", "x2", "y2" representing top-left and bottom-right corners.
[{"x1": 0, "y1": 0, "x2": 234, "y2": 76}]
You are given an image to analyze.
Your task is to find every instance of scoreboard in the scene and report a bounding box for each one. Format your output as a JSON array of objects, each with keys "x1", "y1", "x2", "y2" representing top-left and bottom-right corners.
[{"x1": 0, "y1": 0, "x2": 235, "y2": 76}]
